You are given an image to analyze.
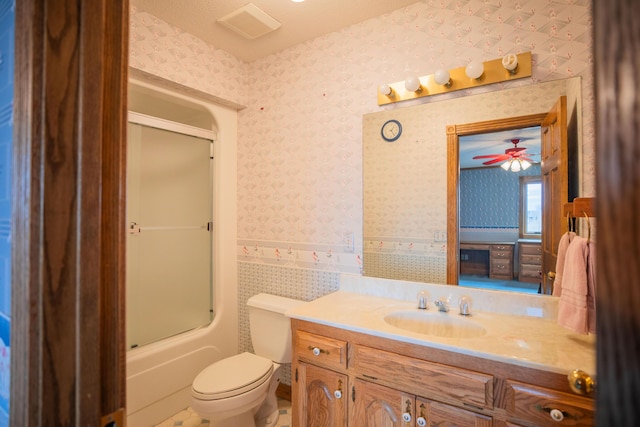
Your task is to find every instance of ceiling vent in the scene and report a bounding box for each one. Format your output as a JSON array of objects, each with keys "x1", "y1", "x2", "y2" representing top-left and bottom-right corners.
[{"x1": 217, "y1": 3, "x2": 281, "y2": 40}]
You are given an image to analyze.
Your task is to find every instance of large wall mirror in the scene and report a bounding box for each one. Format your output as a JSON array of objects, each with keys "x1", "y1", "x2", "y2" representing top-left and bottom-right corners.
[{"x1": 363, "y1": 77, "x2": 585, "y2": 296}]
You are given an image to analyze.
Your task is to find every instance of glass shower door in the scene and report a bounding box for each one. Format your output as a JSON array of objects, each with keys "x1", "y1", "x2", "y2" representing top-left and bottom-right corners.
[{"x1": 126, "y1": 122, "x2": 213, "y2": 348}]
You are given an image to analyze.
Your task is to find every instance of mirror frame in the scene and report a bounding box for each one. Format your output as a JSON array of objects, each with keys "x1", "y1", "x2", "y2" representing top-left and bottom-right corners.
[{"x1": 446, "y1": 113, "x2": 549, "y2": 285}]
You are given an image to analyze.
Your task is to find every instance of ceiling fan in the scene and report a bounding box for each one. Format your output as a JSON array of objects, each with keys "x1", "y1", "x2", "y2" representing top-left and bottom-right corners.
[{"x1": 472, "y1": 138, "x2": 535, "y2": 171}]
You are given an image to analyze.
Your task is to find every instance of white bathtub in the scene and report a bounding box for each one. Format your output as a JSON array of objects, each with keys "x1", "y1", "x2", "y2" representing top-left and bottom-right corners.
[{"x1": 126, "y1": 76, "x2": 239, "y2": 427}]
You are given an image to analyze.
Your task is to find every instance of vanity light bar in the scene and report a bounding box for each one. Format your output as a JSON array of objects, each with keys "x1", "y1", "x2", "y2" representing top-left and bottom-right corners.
[{"x1": 377, "y1": 52, "x2": 532, "y2": 106}]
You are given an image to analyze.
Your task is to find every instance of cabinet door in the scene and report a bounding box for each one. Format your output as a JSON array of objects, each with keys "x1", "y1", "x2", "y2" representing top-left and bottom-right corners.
[
  {"x1": 417, "y1": 397, "x2": 492, "y2": 427},
  {"x1": 351, "y1": 379, "x2": 416, "y2": 427},
  {"x1": 294, "y1": 361, "x2": 347, "y2": 427}
]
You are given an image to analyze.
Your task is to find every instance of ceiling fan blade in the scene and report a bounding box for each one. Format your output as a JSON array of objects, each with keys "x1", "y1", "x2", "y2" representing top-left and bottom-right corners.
[
  {"x1": 483, "y1": 157, "x2": 509, "y2": 165},
  {"x1": 472, "y1": 154, "x2": 504, "y2": 159}
]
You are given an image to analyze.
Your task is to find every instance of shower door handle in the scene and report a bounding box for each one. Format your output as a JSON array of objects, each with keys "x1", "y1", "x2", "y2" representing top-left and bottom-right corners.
[{"x1": 128, "y1": 222, "x2": 141, "y2": 235}]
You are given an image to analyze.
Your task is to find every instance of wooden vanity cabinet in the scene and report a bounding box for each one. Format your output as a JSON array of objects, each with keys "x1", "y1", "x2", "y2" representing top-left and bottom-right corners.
[
  {"x1": 295, "y1": 361, "x2": 348, "y2": 427},
  {"x1": 518, "y1": 241, "x2": 542, "y2": 283},
  {"x1": 490, "y1": 244, "x2": 514, "y2": 280},
  {"x1": 291, "y1": 320, "x2": 594, "y2": 427}
]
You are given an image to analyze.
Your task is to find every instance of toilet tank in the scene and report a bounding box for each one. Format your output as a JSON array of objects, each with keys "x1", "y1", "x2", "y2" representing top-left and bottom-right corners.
[{"x1": 247, "y1": 293, "x2": 306, "y2": 363}]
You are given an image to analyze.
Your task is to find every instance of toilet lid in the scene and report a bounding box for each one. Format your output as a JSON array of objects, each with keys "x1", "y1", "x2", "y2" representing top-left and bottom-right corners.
[{"x1": 192, "y1": 352, "x2": 274, "y2": 400}]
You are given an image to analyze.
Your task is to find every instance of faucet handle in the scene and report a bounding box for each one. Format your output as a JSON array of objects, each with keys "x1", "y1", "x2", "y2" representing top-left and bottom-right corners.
[
  {"x1": 417, "y1": 291, "x2": 429, "y2": 310},
  {"x1": 459, "y1": 295, "x2": 472, "y2": 316}
]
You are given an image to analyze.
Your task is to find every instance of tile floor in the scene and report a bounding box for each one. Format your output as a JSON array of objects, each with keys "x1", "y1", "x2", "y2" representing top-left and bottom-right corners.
[{"x1": 154, "y1": 398, "x2": 292, "y2": 427}]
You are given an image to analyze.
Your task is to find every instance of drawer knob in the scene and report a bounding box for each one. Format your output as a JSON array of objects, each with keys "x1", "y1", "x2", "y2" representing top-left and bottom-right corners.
[
  {"x1": 417, "y1": 416, "x2": 427, "y2": 426},
  {"x1": 308, "y1": 346, "x2": 330, "y2": 356},
  {"x1": 402, "y1": 412, "x2": 412, "y2": 422},
  {"x1": 334, "y1": 389, "x2": 342, "y2": 399},
  {"x1": 568, "y1": 369, "x2": 595, "y2": 395},
  {"x1": 550, "y1": 408, "x2": 565, "y2": 422}
]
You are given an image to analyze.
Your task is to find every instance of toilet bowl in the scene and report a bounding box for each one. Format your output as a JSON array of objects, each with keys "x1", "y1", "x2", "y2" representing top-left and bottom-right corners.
[
  {"x1": 190, "y1": 293, "x2": 305, "y2": 427},
  {"x1": 191, "y1": 352, "x2": 281, "y2": 427}
]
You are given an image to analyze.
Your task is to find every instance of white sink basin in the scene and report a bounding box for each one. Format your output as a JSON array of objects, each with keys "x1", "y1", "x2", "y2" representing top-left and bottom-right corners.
[{"x1": 384, "y1": 310, "x2": 487, "y2": 339}]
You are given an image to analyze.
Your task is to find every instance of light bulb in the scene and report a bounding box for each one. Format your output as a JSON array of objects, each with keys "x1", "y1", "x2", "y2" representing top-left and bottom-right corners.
[
  {"x1": 520, "y1": 159, "x2": 532, "y2": 170},
  {"x1": 404, "y1": 76, "x2": 422, "y2": 93},
  {"x1": 378, "y1": 84, "x2": 393, "y2": 97},
  {"x1": 501, "y1": 160, "x2": 511, "y2": 171},
  {"x1": 434, "y1": 69, "x2": 451, "y2": 87},
  {"x1": 510, "y1": 159, "x2": 522, "y2": 172},
  {"x1": 502, "y1": 53, "x2": 518, "y2": 74},
  {"x1": 465, "y1": 61, "x2": 484, "y2": 79}
]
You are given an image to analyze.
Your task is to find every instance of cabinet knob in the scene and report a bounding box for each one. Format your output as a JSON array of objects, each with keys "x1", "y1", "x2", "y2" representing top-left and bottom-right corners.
[
  {"x1": 308, "y1": 346, "x2": 329, "y2": 356},
  {"x1": 550, "y1": 408, "x2": 565, "y2": 422},
  {"x1": 402, "y1": 412, "x2": 412, "y2": 422},
  {"x1": 548, "y1": 271, "x2": 556, "y2": 280},
  {"x1": 333, "y1": 389, "x2": 342, "y2": 399},
  {"x1": 416, "y1": 416, "x2": 427, "y2": 426},
  {"x1": 568, "y1": 369, "x2": 595, "y2": 395}
]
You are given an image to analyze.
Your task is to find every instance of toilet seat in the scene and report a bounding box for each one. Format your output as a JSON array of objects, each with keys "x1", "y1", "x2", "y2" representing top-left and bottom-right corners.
[{"x1": 192, "y1": 352, "x2": 274, "y2": 401}]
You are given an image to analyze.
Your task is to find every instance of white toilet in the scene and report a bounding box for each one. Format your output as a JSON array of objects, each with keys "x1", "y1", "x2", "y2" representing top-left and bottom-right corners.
[{"x1": 190, "y1": 293, "x2": 305, "y2": 427}]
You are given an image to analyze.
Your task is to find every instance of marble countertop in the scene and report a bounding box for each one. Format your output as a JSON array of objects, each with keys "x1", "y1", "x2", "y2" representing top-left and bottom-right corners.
[{"x1": 286, "y1": 290, "x2": 596, "y2": 377}]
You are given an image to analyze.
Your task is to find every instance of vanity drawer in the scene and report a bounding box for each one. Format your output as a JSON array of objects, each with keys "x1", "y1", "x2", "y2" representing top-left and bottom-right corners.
[
  {"x1": 521, "y1": 254, "x2": 542, "y2": 265},
  {"x1": 491, "y1": 250, "x2": 512, "y2": 259},
  {"x1": 491, "y1": 258, "x2": 513, "y2": 279},
  {"x1": 491, "y1": 244, "x2": 513, "y2": 253},
  {"x1": 352, "y1": 344, "x2": 493, "y2": 409},
  {"x1": 504, "y1": 380, "x2": 594, "y2": 427},
  {"x1": 294, "y1": 330, "x2": 347, "y2": 370},
  {"x1": 520, "y1": 243, "x2": 542, "y2": 255},
  {"x1": 520, "y1": 264, "x2": 541, "y2": 280}
]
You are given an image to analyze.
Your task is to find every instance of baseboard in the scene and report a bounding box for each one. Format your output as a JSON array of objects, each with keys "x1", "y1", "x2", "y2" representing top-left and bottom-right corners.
[{"x1": 276, "y1": 383, "x2": 291, "y2": 401}]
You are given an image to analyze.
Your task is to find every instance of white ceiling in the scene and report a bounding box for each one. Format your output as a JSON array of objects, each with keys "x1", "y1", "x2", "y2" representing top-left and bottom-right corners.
[{"x1": 131, "y1": 0, "x2": 419, "y2": 62}]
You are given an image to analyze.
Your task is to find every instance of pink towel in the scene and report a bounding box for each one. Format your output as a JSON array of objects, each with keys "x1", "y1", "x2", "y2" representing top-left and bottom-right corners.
[
  {"x1": 552, "y1": 231, "x2": 576, "y2": 296},
  {"x1": 557, "y1": 236, "x2": 597, "y2": 334}
]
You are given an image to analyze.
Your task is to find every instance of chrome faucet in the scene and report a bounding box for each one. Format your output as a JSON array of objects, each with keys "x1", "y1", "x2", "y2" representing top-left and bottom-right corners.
[
  {"x1": 417, "y1": 291, "x2": 429, "y2": 310},
  {"x1": 434, "y1": 297, "x2": 449, "y2": 313},
  {"x1": 459, "y1": 295, "x2": 472, "y2": 316}
]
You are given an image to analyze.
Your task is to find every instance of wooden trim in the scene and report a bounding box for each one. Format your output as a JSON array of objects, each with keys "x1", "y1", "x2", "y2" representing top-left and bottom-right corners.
[
  {"x1": 11, "y1": 0, "x2": 129, "y2": 424},
  {"x1": 446, "y1": 113, "x2": 548, "y2": 285},
  {"x1": 594, "y1": 0, "x2": 640, "y2": 424}
]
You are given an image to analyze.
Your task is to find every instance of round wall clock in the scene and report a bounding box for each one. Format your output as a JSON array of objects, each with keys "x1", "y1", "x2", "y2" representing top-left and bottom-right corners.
[{"x1": 381, "y1": 119, "x2": 402, "y2": 142}]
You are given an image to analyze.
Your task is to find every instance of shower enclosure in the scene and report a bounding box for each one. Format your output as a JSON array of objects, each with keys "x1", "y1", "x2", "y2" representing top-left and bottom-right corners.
[{"x1": 126, "y1": 114, "x2": 215, "y2": 349}]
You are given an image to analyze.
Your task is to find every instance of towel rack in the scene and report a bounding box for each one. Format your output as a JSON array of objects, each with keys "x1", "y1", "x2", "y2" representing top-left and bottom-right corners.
[{"x1": 562, "y1": 197, "x2": 596, "y2": 218}]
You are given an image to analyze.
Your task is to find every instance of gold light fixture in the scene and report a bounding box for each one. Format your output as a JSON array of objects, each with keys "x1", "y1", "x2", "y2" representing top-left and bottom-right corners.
[{"x1": 377, "y1": 52, "x2": 532, "y2": 106}]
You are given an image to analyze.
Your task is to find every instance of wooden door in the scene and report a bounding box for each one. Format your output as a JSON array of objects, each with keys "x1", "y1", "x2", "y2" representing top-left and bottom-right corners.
[
  {"x1": 295, "y1": 362, "x2": 348, "y2": 427},
  {"x1": 417, "y1": 398, "x2": 492, "y2": 427},
  {"x1": 351, "y1": 379, "x2": 415, "y2": 427},
  {"x1": 540, "y1": 96, "x2": 568, "y2": 294},
  {"x1": 11, "y1": 1, "x2": 128, "y2": 425},
  {"x1": 594, "y1": 0, "x2": 640, "y2": 424}
]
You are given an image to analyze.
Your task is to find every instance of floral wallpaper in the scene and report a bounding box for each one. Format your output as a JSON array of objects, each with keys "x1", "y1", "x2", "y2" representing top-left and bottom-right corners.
[{"x1": 129, "y1": 0, "x2": 594, "y2": 356}]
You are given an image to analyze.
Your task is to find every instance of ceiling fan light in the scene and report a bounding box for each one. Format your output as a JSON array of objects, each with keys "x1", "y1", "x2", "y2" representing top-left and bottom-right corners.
[
  {"x1": 510, "y1": 160, "x2": 522, "y2": 172},
  {"x1": 520, "y1": 159, "x2": 532, "y2": 170},
  {"x1": 501, "y1": 160, "x2": 511, "y2": 171}
]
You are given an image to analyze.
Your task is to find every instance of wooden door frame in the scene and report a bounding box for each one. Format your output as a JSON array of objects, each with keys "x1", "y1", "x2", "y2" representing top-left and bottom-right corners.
[
  {"x1": 11, "y1": 0, "x2": 128, "y2": 424},
  {"x1": 594, "y1": 0, "x2": 640, "y2": 424},
  {"x1": 446, "y1": 113, "x2": 547, "y2": 285}
]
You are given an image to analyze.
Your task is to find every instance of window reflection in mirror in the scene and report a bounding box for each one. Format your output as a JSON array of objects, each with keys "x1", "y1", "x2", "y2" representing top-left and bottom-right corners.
[{"x1": 520, "y1": 177, "x2": 542, "y2": 238}]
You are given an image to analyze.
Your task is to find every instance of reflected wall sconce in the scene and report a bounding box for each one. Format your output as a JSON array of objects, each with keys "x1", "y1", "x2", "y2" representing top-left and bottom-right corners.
[{"x1": 377, "y1": 52, "x2": 532, "y2": 106}]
